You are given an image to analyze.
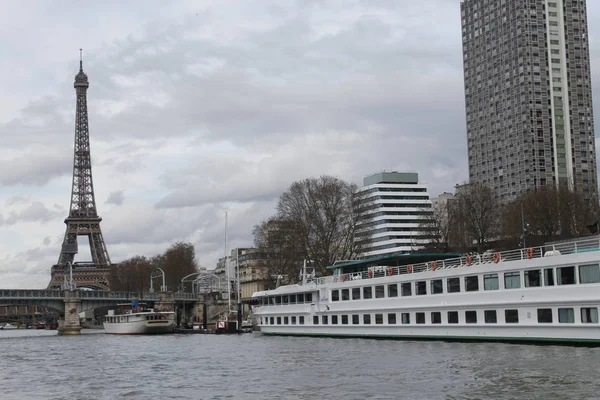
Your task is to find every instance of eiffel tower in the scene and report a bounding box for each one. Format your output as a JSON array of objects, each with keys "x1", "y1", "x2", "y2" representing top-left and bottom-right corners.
[{"x1": 48, "y1": 52, "x2": 112, "y2": 290}]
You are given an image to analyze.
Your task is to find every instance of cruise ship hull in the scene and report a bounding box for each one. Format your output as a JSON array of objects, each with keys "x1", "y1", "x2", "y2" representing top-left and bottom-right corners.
[{"x1": 252, "y1": 238, "x2": 600, "y2": 345}]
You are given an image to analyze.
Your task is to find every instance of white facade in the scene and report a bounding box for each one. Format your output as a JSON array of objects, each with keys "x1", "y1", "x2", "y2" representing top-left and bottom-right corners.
[{"x1": 356, "y1": 172, "x2": 433, "y2": 257}]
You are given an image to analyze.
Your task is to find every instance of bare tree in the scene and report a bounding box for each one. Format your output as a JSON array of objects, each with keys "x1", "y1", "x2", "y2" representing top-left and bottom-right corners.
[
  {"x1": 418, "y1": 200, "x2": 453, "y2": 252},
  {"x1": 503, "y1": 185, "x2": 597, "y2": 244},
  {"x1": 455, "y1": 183, "x2": 499, "y2": 253},
  {"x1": 110, "y1": 242, "x2": 199, "y2": 293},
  {"x1": 110, "y1": 256, "x2": 152, "y2": 292},
  {"x1": 276, "y1": 175, "x2": 364, "y2": 275}
]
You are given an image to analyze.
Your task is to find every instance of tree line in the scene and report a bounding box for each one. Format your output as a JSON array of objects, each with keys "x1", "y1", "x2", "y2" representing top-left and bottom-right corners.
[
  {"x1": 253, "y1": 175, "x2": 372, "y2": 287},
  {"x1": 109, "y1": 242, "x2": 199, "y2": 292},
  {"x1": 420, "y1": 182, "x2": 599, "y2": 254}
]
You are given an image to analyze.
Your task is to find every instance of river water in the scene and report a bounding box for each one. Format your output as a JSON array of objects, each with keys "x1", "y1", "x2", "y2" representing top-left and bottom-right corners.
[{"x1": 0, "y1": 329, "x2": 599, "y2": 400}]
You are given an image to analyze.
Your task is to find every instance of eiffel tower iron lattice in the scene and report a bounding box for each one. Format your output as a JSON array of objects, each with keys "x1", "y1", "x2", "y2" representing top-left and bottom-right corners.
[{"x1": 48, "y1": 54, "x2": 112, "y2": 290}]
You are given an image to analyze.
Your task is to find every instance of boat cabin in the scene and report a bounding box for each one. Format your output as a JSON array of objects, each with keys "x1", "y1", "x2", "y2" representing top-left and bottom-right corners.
[{"x1": 328, "y1": 252, "x2": 461, "y2": 278}]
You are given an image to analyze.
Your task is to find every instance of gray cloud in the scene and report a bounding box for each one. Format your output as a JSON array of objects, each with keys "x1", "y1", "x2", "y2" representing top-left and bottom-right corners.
[
  {"x1": 106, "y1": 190, "x2": 125, "y2": 206},
  {"x1": 3, "y1": 201, "x2": 64, "y2": 225},
  {"x1": 0, "y1": 153, "x2": 71, "y2": 186}
]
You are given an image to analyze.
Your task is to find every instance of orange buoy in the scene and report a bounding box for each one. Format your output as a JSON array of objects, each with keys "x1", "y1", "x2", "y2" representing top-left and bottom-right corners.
[
  {"x1": 492, "y1": 252, "x2": 501, "y2": 263},
  {"x1": 526, "y1": 247, "x2": 534, "y2": 259}
]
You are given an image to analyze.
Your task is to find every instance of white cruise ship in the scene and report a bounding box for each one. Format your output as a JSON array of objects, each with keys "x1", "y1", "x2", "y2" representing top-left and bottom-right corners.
[{"x1": 252, "y1": 237, "x2": 600, "y2": 345}]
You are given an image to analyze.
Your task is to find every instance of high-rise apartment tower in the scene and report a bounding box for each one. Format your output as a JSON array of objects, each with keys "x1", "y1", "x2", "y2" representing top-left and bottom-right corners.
[{"x1": 461, "y1": 0, "x2": 597, "y2": 202}]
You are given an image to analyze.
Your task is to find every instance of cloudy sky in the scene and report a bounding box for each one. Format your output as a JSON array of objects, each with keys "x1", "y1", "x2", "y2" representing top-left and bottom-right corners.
[{"x1": 2, "y1": 0, "x2": 600, "y2": 289}]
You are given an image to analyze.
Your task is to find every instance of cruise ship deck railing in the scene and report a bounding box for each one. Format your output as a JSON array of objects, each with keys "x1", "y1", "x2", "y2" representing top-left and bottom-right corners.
[{"x1": 315, "y1": 236, "x2": 600, "y2": 285}]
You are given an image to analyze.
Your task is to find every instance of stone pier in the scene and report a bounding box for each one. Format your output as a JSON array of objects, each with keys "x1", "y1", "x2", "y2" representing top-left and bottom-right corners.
[
  {"x1": 58, "y1": 290, "x2": 82, "y2": 335},
  {"x1": 155, "y1": 292, "x2": 175, "y2": 312}
]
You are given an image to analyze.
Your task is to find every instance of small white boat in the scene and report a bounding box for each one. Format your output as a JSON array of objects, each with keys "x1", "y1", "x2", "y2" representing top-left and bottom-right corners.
[
  {"x1": 103, "y1": 306, "x2": 175, "y2": 335},
  {"x1": 0, "y1": 323, "x2": 18, "y2": 330}
]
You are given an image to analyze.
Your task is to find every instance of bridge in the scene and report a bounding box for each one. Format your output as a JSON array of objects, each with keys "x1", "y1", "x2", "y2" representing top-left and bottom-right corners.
[{"x1": 0, "y1": 289, "x2": 198, "y2": 334}]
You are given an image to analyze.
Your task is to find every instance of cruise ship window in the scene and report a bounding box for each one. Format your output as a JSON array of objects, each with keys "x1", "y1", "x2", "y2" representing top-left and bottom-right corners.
[
  {"x1": 298, "y1": 293, "x2": 305, "y2": 303},
  {"x1": 363, "y1": 287, "x2": 373, "y2": 299},
  {"x1": 416, "y1": 281, "x2": 427, "y2": 295},
  {"x1": 291, "y1": 316, "x2": 296, "y2": 325},
  {"x1": 484, "y1": 310, "x2": 497, "y2": 323},
  {"x1": 277, "y1": 317, "x2": 282, "y2": 325},
  {"x1": 341, "y1": 315, "x2": 348, "y2": 325},
  {"x1": 388, "y1": 313, "x2": 397, "y2": 324},
  {"x1": 431, "y1": 280, "x2": 443, "y2": 294},
  {"x1": 342, "y1": 289, "x2": 350, "y2": 301},
  {"x1": 579, "y1": 264, "x2": 600, "y2": 283},
  {"x1": 504, "y1": 272, "x2": 521, "y2": 289},
  {"x1": 269, "y1": 297, "x2": 275, "y2": 305},
  {"x1": 299, "y1": 316, "x2": 305, "y2": 325},
  {"x1": 581, "y1": 308, "x2": 599, "y2": 323},
  {"x1": 352, "y1": 315, "x2": 360, "y2": 324},
  {"x1": 275, "y1": 296, "x2": 281, "y2": 305},
  {"x1": 416, "y1": 313, "x2": 425, "y2": 324},
  {"x1": 375, "y1": 285, "x2": 385, "y2": 298},
  {"x1": 401, "y1": 313, "x2": 411, "y2": 324},
  {"x1": 284, "y1": 317, "x2": 289, "y2": 325},
  {"x1": 322, "y1": 315, "x2": 328, "y2": 325},
  {"x1": 289, "y1": 295, "x2": 296, "y2": 304},
  {"x1": 465, "y1": 276, "x2": 479, "y2": 292},
  {"x1": 431, "y1": 312, "x2": 441, "y2": 324},
  {"x1": 537, "y1": 309, "x2": 553, "y2": 323},
  {"x1": 270, "y1": 317, "x2": 275, "y2": 325},
  {"x1": 352, "y1": 288, "x2": 361, "y2": 300},
  {"x1": 401, "y1": 282, "x2": 412, "y2": 296},
  {"x1": 331, "y1": 290, "x2": 340, "y2": 302},
  {"x1": 447, "y1": 278, "x2": 461, "y2": 293},
  {"x1": 306, "y1": 293, "x2": 312, "y2": 302},
  {"x1": 505, "y1": 310, "x2": 519, "y2": 323},
  {"x1": 558, "y1": 308, "x2": 574, "y2": 323},
  {"x1": 332, "y1": 315, "x2": 338, "y2": 325},
  {"x1": 448, "y1": 311, "x2": 459, "y2": 324},
  {"x1": 313, "y1": 316, "x2": 318, "y2": 325},
  {"x1": 375, "y1": 314, "x2": 384, "y2": 324},
  {"x1": 282, "y1": 295, "x2": 289, "y2": 305},
  {"x1": 525, "y1": 270, "x2": 541, "y2": 287},
  {"x1": 484, "y1": 274, "x2": 499, "y2": 290},
  {"x1": 465, "y1": 311, "x2": 477, "y2": 324},
  {"x1": 363, "y1": 314, "x2": 371, "y2": 325},
  {"x1": 388, "y1": 284, "x2": 398, "y2": 297},
  {"x1": 557, "y1": 267, "x2": 576, "y2": 285},
  {"x1": 544, "y1": 268, "x2": 555, "y2": 286}
]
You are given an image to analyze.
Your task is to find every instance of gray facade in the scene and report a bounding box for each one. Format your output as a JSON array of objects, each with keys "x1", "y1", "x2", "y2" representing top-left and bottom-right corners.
[{"x1": 461, "y1": 0, "x2": 597, "y2": 202}]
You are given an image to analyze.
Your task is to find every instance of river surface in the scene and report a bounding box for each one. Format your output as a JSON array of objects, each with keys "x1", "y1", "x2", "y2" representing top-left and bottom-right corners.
[{"x1": 0, "y1": 329, "x2": 599, "y2": 400}]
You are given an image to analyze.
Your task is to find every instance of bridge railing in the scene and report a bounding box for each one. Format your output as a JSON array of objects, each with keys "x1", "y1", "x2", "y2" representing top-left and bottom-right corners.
[
  {"x1": 0, "y1": 290, "x2": 200, "y2": 301},
  {"x1": 0, "y1": 290, "x2": 63, "y2": 299}
]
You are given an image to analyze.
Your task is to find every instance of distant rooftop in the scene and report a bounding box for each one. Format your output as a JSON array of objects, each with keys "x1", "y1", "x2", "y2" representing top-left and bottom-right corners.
[{"x1": 363, "y1": 171, "x2": 419, "y2": 186}]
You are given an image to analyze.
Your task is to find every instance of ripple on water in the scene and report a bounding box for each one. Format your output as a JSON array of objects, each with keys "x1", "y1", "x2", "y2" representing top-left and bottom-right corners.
[{"x1": 1, "y1": 331, "x2": 600, "y2": 399}]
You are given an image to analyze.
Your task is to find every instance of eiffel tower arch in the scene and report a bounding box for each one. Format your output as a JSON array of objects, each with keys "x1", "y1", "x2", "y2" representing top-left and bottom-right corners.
[{"x1": 48, "y1": 53, "x2": 113, "y2": 291}]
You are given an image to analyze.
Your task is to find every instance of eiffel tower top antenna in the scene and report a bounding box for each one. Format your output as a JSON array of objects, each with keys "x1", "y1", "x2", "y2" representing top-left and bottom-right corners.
[{"x1": 79, "y1": 48, "x2": 83, "y2": 71}]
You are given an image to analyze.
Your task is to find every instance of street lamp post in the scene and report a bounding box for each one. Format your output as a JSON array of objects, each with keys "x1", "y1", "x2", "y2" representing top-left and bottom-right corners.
[
  {"x1": 149, "y1": 268, "x2": 167, "y2": 293},
  {"x1": 236, "y1": 248, "x2": 242, "y2": 332},
  {"x1": 179, "y1": 272, "x2": 205, "y2": 328}
]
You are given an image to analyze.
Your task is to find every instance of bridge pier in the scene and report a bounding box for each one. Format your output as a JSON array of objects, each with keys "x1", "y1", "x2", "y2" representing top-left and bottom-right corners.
[{"x1": 58, "y1": 291, "x2": 82, "y2": 335}]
